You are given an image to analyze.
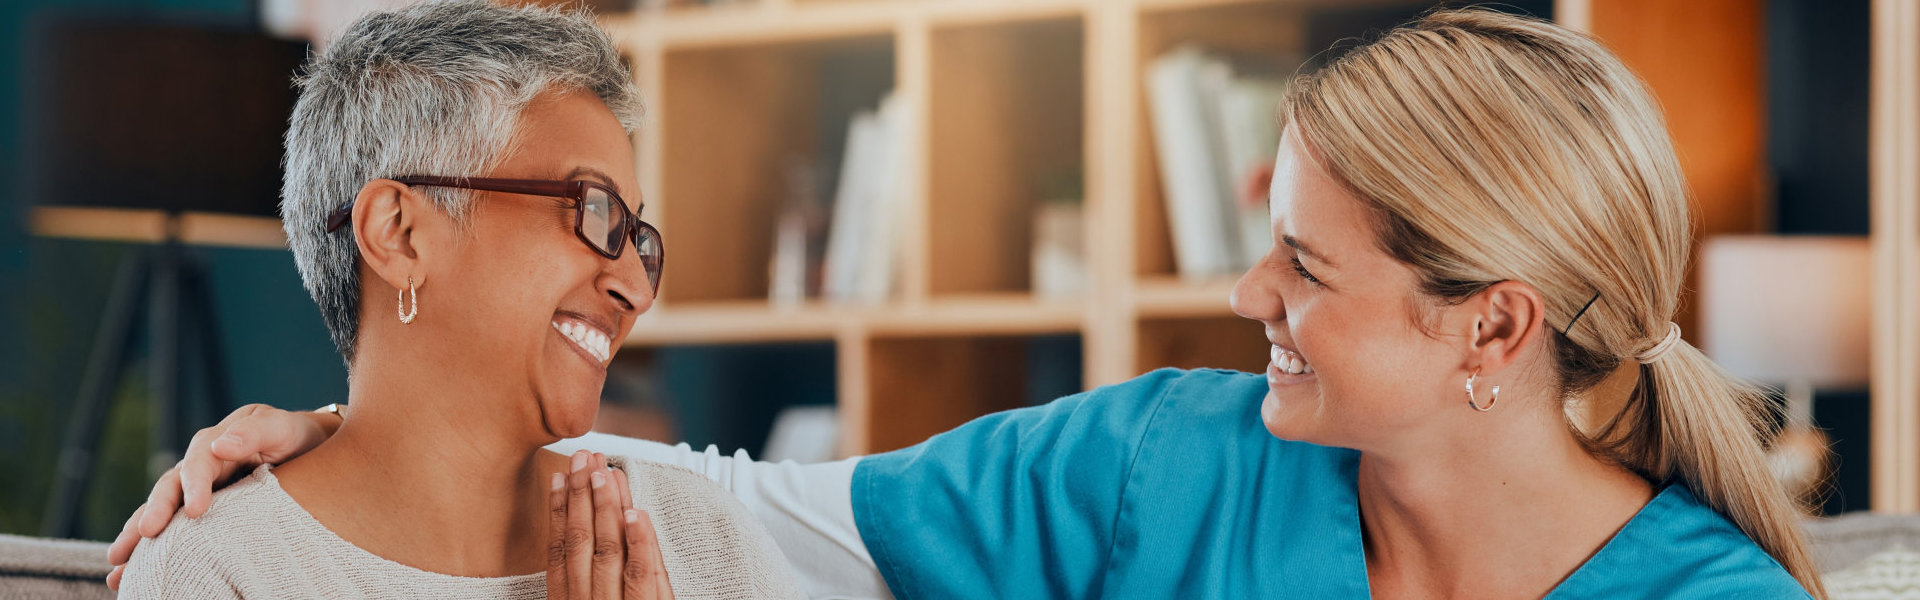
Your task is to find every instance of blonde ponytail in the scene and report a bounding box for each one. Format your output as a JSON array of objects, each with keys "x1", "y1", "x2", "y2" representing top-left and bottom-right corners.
[
  {"x1": 1283, "y1": 8, "x2": 1827, "y2": 597},
  {"x1": 1587, "y1": 343, "x2": 1826, "y2": 596}
]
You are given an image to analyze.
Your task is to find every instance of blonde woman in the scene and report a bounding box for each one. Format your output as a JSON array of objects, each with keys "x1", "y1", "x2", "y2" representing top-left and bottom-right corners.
[{"x1": 113, "y1": 8, "x2": 1819, "y2": 599}]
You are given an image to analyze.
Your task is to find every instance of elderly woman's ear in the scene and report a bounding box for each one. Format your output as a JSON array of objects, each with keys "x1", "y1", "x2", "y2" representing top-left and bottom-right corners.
[{"x1": 350, "y1": 178, "x2": 433, "y2": 294}]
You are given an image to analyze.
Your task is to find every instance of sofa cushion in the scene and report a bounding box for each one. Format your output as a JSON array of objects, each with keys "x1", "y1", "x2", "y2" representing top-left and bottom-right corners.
[
  {"x1": 0, "y1": 533, "x2": 113, "y2": 600},
  {"x1": 1807, "y1": 512, "x2": 1920, "y2": 573},
  {"x1": 1824, "y1": 547, "x2": 1920, "y2": 600}
]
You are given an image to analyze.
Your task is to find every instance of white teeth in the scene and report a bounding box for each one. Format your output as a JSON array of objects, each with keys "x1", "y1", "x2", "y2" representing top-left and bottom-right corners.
[
  {"x1": 554, "y1": 319, "x2": 611, "y2": 363},
  {"x1": 1272, "y1": 345, "x2": 1313, "y2": 376}
]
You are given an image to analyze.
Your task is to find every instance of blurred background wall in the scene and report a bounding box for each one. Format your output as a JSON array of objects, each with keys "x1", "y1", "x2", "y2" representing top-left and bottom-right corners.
[
  {"x1": 0, "y1": 0, "x2": 1891, "y2": 543},
  {"x1": 0, "y1": 0, "x2": 351, "y2": 541}
]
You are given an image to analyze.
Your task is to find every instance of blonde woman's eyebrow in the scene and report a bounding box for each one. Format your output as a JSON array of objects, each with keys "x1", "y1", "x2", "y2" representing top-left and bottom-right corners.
[{"x1": 1283, "y1": 234, "x2": 1336, "y2": 268}]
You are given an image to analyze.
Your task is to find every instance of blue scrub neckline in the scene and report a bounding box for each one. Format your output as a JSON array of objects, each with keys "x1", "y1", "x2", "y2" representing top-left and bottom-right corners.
[{"x1": 1333, "y1": 454, "x2": 1684, "y2": 599}]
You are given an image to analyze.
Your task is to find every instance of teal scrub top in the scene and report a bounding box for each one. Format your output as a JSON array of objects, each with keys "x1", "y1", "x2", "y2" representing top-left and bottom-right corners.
[{"x1": 851, "y1": 368, "x2": 1810, "y2": 599}]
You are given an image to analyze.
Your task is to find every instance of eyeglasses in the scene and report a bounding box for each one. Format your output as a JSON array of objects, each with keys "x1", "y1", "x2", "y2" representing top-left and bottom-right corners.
[{"x1": 326, "y1": 176, "x2": 663, "y2": 294}]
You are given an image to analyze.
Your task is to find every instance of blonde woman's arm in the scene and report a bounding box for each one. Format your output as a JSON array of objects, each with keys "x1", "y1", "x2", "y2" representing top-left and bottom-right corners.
[
  {"x1": 549, "y1": 433, "x2": 890, "y2": 600},
  {"x1": 105, "y1": 403, "x2": 891, "y2": 600}
]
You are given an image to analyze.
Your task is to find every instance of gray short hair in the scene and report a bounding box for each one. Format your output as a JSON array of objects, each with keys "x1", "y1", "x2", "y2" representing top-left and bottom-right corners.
[{"x1": 281, "y1": 0, "x2": 641, "y2": 366}]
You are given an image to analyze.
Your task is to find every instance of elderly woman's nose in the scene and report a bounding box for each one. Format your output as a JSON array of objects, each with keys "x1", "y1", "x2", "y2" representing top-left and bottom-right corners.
[{"x1": 600, "y1": 256, "x2": 652, "y2": 315}]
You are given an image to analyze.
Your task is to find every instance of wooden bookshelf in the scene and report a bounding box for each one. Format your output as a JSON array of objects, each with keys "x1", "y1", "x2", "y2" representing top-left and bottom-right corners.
[
  {"x1": 604, "y1": 0, "x2": 1912, "y2": 464},
  {"x1": 1869, "y1": 0, "x2": 1920, "y2": 513},
  {"x1": 613, "y1": 0, "x2": 1355, "y2": 455}
]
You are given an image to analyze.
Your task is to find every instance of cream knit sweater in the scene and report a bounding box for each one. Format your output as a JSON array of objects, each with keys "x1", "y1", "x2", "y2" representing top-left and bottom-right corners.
[{"x1": 118, "y1": 456, "x2": 807, "y2": 599}]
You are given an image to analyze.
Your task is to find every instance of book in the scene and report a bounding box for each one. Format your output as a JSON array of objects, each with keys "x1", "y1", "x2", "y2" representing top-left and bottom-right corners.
[
  {"x1": 821, "y1": 108, "x2": 880, "y2": 302},
  {"x1": 821, "y1": 91, "x2": 906, "y2": 304},
  {"x1": 851, "y1": 92, "x2": 909, "y2": 303},
  {"x1": 1146, "y1": 45, "x2": 1300, "y2": 277},
  {"x1": 1147, "y1": 45, "x2": 1242, "y2": 280},
  {"x1": 1213, "y1": 76, "x2": 1289, "y2": 266}
]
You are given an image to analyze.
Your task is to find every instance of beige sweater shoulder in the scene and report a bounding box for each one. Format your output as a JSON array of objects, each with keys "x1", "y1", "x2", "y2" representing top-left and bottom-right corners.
[
  {"x1": 607, "y1": 455, "x2": 808, "y2": 599},
  {"x1": 118, "y1": 456, "x2": 806, "y2": 599}
]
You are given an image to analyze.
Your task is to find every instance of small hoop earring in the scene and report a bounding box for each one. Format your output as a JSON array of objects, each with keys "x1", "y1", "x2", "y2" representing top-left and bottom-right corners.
[
  {"x1": 398, "y1": 276, "x2": 418, "y2": 324},
  {"x1": 1465, "y1": 368, "x2": 1498, "y2": 412}
]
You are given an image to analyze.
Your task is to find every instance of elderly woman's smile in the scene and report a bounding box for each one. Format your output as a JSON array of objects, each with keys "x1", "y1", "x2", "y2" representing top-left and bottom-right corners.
[{"x1": 551, "y1": 313, "x2": 615, "y2": 365}]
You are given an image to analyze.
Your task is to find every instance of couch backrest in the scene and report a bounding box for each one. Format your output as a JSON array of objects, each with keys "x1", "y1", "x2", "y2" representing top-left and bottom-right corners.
[
  {"x1": 0, "y1": 533, "x2": 112, "y2": 600},
  {"x1": 1806, "y1": 512, "x2": 1920, "y2": 572}
]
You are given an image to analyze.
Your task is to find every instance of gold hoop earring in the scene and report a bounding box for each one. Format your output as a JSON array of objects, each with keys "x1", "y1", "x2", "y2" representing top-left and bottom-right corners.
[
  {"x1": 1465, "y1": 368, "x2": 1498, "y2": 412},
  {"x1": 398, "y1": 276, "x2": 418, "y2": 324}
]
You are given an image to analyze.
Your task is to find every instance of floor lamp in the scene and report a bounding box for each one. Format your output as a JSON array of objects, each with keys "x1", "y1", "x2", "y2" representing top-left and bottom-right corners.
[
  {"x1": 24, "y1": 16, "x2": 305, "y2": 538},
  {"x1": 1699, "y1": 235, "x2": 1871, "y2": 509}
]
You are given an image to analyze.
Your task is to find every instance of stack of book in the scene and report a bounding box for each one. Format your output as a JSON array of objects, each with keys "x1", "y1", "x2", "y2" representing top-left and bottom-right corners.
[
  {"x1": 769, "y1": 92, "x2": 909, "y2": 306},
  {"x1": 1146, "y1": 45, "x2": 1301, "y2": 281}
]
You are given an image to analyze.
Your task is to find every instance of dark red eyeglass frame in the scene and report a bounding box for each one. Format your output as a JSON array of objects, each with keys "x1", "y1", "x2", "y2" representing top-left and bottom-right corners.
[{"x1": 324, "y1": 175, "x2": 663, "y2": 293}]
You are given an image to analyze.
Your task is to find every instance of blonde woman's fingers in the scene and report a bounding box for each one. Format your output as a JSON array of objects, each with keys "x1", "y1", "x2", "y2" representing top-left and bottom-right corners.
[
  {"x1": 136, "y1": 468, "x2": 183, "y2": 537},
  {"x1": 184, "y1": 403, "x2": 313, "y2": 518},
  {"x1": 206, "y1": 404, "x2": 329, "y2": 468}
]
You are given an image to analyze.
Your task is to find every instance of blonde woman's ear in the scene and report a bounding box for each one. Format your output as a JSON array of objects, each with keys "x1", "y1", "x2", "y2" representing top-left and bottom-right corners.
[{"x1": 1467, "y1": 281, "x2": 1547, "y2": 376}]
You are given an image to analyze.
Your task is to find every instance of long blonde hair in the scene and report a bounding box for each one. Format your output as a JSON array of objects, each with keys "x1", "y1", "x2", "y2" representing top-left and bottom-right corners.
[{"x1": 1283, "y1": 9, "x2": 1825, "y2": 597}]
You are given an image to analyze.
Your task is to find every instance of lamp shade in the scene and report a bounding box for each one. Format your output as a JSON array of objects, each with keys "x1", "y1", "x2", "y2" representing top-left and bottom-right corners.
[
  {"x1": 1699, "y1": 235, "x2": 1871, "y2": 389},
  {"x1": 24, "y1": 18, "x2": 306, "y2": 217}
]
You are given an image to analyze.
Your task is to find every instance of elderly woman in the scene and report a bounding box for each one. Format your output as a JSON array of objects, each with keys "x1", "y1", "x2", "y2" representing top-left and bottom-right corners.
[
  {"x1": 115, "y1": 2, "x2": 804, "y2": 598},
  {"x1": 117, "y1": 8, "x2": 1820, "y2": 599}
]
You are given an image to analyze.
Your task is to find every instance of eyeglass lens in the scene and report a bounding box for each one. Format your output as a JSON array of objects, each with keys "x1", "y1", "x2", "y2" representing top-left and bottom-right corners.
[{"x1": 580, "y1": 186, "x2": 662, "y2": 293}]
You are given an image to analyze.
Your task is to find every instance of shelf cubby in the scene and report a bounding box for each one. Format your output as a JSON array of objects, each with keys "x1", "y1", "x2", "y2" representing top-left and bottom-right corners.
[
  {"x1": 926, "y1": 16, "x2": 1085, "y2": 297},
  {"x1": 857, "y1": 333, "x2": 1081, "y2": 453},
  {"x1": 1134, "y1": 315, "x2": 1268, "y2": 376},
  {"x1": 655, "y1": 34, "x2": 895, "y2": 305}
]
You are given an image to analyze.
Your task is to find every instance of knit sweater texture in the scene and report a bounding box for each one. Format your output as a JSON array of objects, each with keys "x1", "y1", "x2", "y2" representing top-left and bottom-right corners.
[{"x1": 118, "y1": 455, "x2": 807, "y2": 599}]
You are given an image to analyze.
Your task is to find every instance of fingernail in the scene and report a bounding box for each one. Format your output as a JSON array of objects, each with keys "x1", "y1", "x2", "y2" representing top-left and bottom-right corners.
[
  {"x1": 211, "y1": 434, "x2": 238, "y2": 452},
  {"x1": 571, "y1": 452, "x2": 588, "y2": 473},
  {"x1": 591, "y1": 471, "x2": 606, "y2": 489},
  {"x1": 625, "y1": 509, "x2": 638, "y2": 524},
  {"x1": 551, "y1": 473, "x2": 564, "y2": 491}
]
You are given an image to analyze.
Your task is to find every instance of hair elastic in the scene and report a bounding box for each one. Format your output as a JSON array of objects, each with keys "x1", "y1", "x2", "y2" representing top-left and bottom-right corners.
[{"x1": 1636, "y1": 322, "x2": 1683, "y2": 364}]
